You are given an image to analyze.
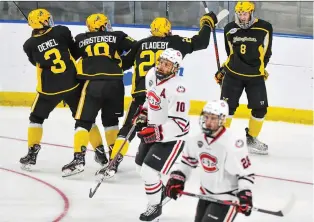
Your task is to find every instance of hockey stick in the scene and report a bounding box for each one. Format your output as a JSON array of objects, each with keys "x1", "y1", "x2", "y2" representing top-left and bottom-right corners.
[
  {"x1": 12, "y1": 1, "x2": 28, "y2": 20},
  {"x1": 166, "y1": 1, "x2": 170, "y2": 19},
  {"x1": 89, "y1": 124, "x2": 137, "y2": 198},
  {"x1": 180, "y1": 191, "x2": 296, "y2": 217},
  {"x1": 202, "y1": 2, "x2": 229, "y2": 70}
]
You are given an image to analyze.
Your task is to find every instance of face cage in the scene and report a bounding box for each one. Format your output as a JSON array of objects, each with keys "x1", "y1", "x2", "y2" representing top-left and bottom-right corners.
[
  {"x1": 156, "y1": 59, "x2": 179, "y2": 80},
  {"x1": 47, "y1": 16, "x2": 54, "y2": 27},
  {"x1": 199, "y1": 112, "x2": 226, "y2": 136},
  {"x1": 235, "y1": 11, "x2": 255, "y2": 29},
  {"x1": 105, "y1": 19, "x2": 113, "y2": 32}
]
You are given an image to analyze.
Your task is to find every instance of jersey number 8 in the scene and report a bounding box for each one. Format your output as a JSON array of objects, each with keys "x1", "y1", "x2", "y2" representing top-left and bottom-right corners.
[
  {"x1": 44, "y1": 48, "x2": 66, "y2": 74},
  {"x1": 138, "y1": 50, "x2": 163, "y2": 77},
  {"x1": 240, "y1": 44, "x2": 246, "y2": 54}
]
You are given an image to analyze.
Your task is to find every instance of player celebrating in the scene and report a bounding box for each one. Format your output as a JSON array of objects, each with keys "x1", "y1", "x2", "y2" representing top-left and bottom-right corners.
[
  {"x1": 61, "y1": 13, "x2": 135, "y2": 177},
  {"x1": 215, "y1": 1, "x2": 273, "y2": 155},
  {"x1": 166, "y1": 100, "x2": 255, "y2": 222},
  {"x1": 20, "y1": 9, "x2": 105, "y2": 170},
  {"x1": 108, "y1": 11, "x2": 218, "y2": 175}
]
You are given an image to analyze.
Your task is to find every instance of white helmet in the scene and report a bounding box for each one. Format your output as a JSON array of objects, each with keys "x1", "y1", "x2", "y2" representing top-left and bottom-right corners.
[
  {"x1": 159, "y1": 48, "x2": 183, "y2": 67},
  {"x1": 156, "y1": 48, "x2": 183, "y2": 80},
  {"x1": 199, "y1": 100, "x2": 229, "y2": 136}
]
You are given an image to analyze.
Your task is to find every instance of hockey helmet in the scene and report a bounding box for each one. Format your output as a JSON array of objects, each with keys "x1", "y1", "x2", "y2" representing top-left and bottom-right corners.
[
  {"x1": 235, "y1": 1, "x2": 256, "y2": 29},
  {"x1": 150, "y1": 17, "x2": 172, "y2": 37},
  {"x1": 199, "y1": 100, "x2": 229, "y2": 136},
  {"x1": 28, "y1": 9, "x2": 54, "y2": 29},
  {"x1": 86, "y1": 13, "x2": 113, "y2": 32},
  {"x1": 156, "y1": 48, "x2": 182, "y2": 80}
]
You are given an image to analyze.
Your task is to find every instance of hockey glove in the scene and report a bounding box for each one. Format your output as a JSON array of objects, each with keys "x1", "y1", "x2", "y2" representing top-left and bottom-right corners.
[
  {"x1": 137, "y1": 125, "x2": 163, "y2": 143},
  {"x1": 166, "y1": 171, "x2": 186, "y2": 200},
  {"x1": 200, "y1": 12, "x2": 218, "y2": 29},
  {"x1": 215, "y1": 67, "x2": 226, "y2": 85},
  {"x1": 132, "y1": 105, "x2": 148, "y2": 131},
  {"x1": 264, "y1": 70, "x2": 269, "y2": 81},
  {"x1": 236, "y1": 190, "x2": 253, "y2": 216}
]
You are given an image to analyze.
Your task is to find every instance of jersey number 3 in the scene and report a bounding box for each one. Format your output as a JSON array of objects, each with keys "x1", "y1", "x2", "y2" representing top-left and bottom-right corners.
[{"x1": 44, "y1": 48, "x2": 66, "y2": 74}]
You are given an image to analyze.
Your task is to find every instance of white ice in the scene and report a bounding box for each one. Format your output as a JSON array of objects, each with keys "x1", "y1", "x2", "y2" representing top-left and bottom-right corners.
[{"x1": 0, "y1": 107, "x2": 313, "y2": 222}]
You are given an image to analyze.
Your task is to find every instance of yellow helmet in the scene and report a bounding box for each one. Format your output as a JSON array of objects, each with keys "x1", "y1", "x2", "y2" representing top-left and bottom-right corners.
[
  {"x1": 28, "y1": 9, "x2": 54, "y2": 29},
  {"x1": 150, "y1": 17, "x2": 172, "y2": 37},
  {"x1": 86, "y1": 13, "x2": 112, "y2": 32},
  {"x1": 235, "y1": 1, "x2": 255, "y2": 13},
  {"x1": 234, "y1": 1, "x2": 256, "y2": 29}
]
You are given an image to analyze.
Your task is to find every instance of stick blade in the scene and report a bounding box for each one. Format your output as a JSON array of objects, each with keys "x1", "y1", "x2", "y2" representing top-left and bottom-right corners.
[{"x1": 217, "y1": 9, "x2": 229, "y2": 24}]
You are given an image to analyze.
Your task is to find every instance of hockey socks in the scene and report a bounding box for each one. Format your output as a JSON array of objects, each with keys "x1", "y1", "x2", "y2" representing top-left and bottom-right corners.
[
  {"x1": 104, "y1": 126, "x2": 119, "y2": 147},
  {"x1": 28, "y1": 123, "x2": 43, "y2": 148},
  {"x1": 74, "y1": 128, "x2": 89, "y2": 152},
  {"x1": 248, "y1": 116, "x2": 264, "y2": 137},
  {"x1": 110, "y1": 137, "x2": 130, "y2": 159},
  {"x1": 89, "y1": 124, "x2": 103, "y2": 150}
]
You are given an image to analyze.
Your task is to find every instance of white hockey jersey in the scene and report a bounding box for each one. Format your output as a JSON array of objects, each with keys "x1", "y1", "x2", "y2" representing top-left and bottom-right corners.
[
  {"x1": 177, "y1": 128, "x2": 254, "y2": 201},
  {"x1": 143, "y1": 68, "x2": 190, "y2": 142}
]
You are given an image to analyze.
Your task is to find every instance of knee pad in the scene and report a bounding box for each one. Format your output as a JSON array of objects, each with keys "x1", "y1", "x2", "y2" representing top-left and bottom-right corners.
[
  {"x1": 75, "y1": 120, "x2": 93, "y2": 131},
  {"x1": 101, "y1": 116, "x2": 119, "y2": 128},
  {"x1": 29, "y1": 114, "x2": 45, "y2": 124},
  {"x1": 229, "y1": 107, "x2": 237, "y2": 116},
  {"x1": 252, "y1": 108, "x2": 267, "y2": 119},
  {"x1": 140, "y1": 163, "x2": 160, "y2": 184}
]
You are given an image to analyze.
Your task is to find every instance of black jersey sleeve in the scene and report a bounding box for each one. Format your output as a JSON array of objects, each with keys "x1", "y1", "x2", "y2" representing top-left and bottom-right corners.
[
  {"x1": 173, "y1": 25, "x2": 212, "y2": 56},
  {"x1": 121, "y1": 40, "x2": 141, "y2": 71},
  {"x1": 23, "y1": 40, "x2": 36, "y2": 66},
  {"x1": 263, "y1": 22, "x2": 273, "y2": 68}
]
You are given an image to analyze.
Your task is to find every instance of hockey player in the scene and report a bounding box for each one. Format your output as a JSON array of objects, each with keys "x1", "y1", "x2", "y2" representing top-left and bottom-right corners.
[
  {"x1": 108, "y1": 11, "x2": 218, "y2": 175},
  {"x1": 129, "y1": 48, "x2": 189, "y2": 221},
  {"x1": 215, "y1": 1, "x2": 273, "y2": 155},
  {"x1": 61, "y1": 13, "x2": 136, "y2": 177},
  {"x1": 20, "y1": 9, "x2": 106, "y2": 170},
  {"x1": 166, "y1": 100, "x2": 254, "y2": 222}
]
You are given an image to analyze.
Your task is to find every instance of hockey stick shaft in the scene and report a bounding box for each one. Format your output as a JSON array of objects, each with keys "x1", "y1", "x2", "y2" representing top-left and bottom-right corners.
[
  {"x1": 181, "y1": 191, "x2": 294, "y2": 217},
  {"x1": 13, "y1": 1, "x2": 28, "y2": 20},
  {"x1": 89, "y1": 124, "x2": 136, "y2": 198},
  {"x1": 202, "y1": 1, "x2": 221, "y2": 70},
  {"x1": 166, "y1": 1, "x2": 170, "y2": 18}
]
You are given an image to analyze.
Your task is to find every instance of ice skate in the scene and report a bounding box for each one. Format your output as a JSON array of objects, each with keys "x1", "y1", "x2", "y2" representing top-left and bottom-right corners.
[
  {"x1": 20, "y1": 144, "x2": 41, "y2": 170},
  {"x1": 62, "y1": 147, "x2": 86, "y2": 177},
  {"x1": 245, "y1": 128, "x2": 268, "y2": 155}
]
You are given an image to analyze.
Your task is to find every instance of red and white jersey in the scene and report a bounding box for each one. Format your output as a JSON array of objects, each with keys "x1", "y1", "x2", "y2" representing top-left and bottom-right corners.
[
  {"x1": 177, "y1": 128, "x2": 254, "y2": 201},
  {"x1": 143, "y1": 68, "x2": 190, "y2": 142}
]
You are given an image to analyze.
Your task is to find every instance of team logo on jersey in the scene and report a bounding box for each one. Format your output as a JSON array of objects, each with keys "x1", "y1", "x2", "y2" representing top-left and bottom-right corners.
[
  {"x1": 235, "y1": 139, "x2": 244, "y2": 148},
  {"x1": 147, "y1": 91, "x2": 161, "y2": 110},
  {"x1": 197, "y1": 141, "x2": 203, "y2": 148},
  {"x1": 176, "y1": 85, "x2": 186, "y2": 93},
  {"x1": 229, "y1": 28, "x2": 238, "y2": 34},
  {"x1": 199, "y1": 152, "x2": 218, "y2": 173}
]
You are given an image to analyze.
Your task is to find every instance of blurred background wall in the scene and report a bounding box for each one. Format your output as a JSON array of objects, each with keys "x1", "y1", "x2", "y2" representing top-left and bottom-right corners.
[{"x1": 0, "y1": 1, "x2": 312, "y2": 35}]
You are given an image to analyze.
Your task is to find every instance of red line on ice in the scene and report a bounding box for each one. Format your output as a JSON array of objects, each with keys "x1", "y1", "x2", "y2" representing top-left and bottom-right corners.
[
  {"x1": 0, "y1": 167, "x2": 69, "y2": 222},
  {"x1": 1, "y1": 135, "x2": 313, "y2": 186}
]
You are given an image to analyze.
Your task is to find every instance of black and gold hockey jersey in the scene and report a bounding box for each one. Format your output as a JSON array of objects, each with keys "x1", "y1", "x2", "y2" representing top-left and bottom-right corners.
[
  {"x1": 223, "y1": 19, "x2": 273, "y2": 77},
  {"x1": 23, "y1": 25, "x2": 79, "y2": 95},
  {"x1": 74, "y1": 31, "x2": 135, "y2": 80},
  {"x1": 122, "y1": 25, "x2": 212, "y2": 97}
]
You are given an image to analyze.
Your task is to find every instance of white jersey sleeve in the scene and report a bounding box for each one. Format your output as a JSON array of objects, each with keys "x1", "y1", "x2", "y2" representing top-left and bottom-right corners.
[
  {"x1": 160, "y1": 80, "x2": 190, "y2": 142},
  {"x1": 142, "y1": 67, "x2": 156, "y2": 110},
  {"x1": 225, "y1": 137, "x2": 255, "y2": 191},
  {"x1": 176, "y1": 138, "x2": 198, "y2": 179}
]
